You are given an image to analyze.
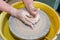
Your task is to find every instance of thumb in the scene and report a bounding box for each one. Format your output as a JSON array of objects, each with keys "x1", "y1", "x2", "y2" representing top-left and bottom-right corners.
[{"x1": 31, "y1": 8, "x2": 37, "y2": 17}]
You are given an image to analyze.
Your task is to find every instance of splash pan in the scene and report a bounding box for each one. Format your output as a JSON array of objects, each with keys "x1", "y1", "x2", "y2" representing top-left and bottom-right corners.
[{"x1": 0, "y1": 1, "x2": 59, "y2": 40}]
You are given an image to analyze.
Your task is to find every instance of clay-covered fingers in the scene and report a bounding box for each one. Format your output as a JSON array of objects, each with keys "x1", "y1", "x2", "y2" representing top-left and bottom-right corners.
[
  {"x1": 31, "y1": 8, "x2": 37, "y2": 16},
  {"x1": 16, "y1": 10, "x2": 34, "y2": 29},
  {"x1": 26, "y1": 8, "x2": 40, "y2": 24},
  {"x1": 25, "y1": 9, "x2": 40, "y2": 25},
  {"x1": 31, "y1": 9, "x2": 40, "y2": 24},
  {"x1": 30, "y1": 13, "x2": 40, "y2": 25},
  {"x1": 29, "y1": 8, "x2": 37, "y2": 17},
  {"x1": 34, "y1": 13, "x2": 40, "y2": 23},
  {"x1": 20, "y1": 17, "x2": 34, "y2": 29},
  {"x1": 17, "y1": 15, "x2": 34, "y2": 29}
]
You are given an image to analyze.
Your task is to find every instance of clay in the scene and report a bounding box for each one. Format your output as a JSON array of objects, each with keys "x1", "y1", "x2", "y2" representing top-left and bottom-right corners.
[{"x1": 8, "y1": 8, "x2": 50, "y2": 39}]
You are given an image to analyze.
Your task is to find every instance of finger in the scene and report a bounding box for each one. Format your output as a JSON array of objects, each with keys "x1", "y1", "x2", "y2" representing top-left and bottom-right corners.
[
  {"x1": 25, "y1": 16, "x2": 34, "y2": 24},
  {"x1": 32, "y1": 8, "x2": 40, "y2": 17},
  {"x1": 23, "y1": 18, "x2": 34, "y2": 29},
  {"x1": 25, "y1": 14, "x2": 38, "y2": 25},
  {"x1": 30, "y1": 13, "x2": 40, "y2": 24},
  {"x1": 34, "y1": 13, "x2": 40, "y2": 24},
  {"x1": 30, "y1": 9, "x2": 37, "y2": 17}
]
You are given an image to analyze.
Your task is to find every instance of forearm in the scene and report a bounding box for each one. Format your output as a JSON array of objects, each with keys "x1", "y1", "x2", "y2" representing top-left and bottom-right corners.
[
  {"x1": 0, "y1": 0, "x2": 17, "y2": 16},
  {"x1": 23, "y1": 0, "x2": 34, "y2": 10}
]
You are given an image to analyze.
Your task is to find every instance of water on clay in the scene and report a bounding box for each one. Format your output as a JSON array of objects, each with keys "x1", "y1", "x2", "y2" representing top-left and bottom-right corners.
[{"x1": 8, "y1": 8, "x2": 50, "y2": 39}]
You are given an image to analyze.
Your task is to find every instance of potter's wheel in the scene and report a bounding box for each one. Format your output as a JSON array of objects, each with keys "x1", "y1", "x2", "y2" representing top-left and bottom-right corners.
[{"x1": 8, "y1": 8, "x2": 50, "y2": 39}]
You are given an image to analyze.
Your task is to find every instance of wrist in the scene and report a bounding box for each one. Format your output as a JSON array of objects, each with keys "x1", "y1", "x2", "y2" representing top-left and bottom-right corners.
[{"x1": 10, "y1": 7, "x2": 18, "y2": 17}]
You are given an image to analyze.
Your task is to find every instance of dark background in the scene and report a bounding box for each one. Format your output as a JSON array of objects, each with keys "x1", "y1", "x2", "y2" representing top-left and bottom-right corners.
[{"x1": 57, "y1": 3, "x2": 60, "y2": 13}]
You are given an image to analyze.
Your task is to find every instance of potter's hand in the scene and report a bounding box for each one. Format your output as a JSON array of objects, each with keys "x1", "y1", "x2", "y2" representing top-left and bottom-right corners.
[
  {"x1": 27, "y1": 9, "x2": 40, "y2": 25},
  {"x1": 23, "y1": 0, "x2": 37, "y2": 17},
  {"x1": 15, "y1": 9, "x2": 34, "y2": 29},
  {"x1": 16, "y1": 9, "x2": 40, "y2": 28},
  {"x1": 23, "y1": 0, "x2": 40, "y2": 24}
]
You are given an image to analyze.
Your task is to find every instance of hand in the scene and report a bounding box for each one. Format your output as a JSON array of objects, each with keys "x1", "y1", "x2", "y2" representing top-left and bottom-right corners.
[
  {"x1": 28, "y1": 8, "x2": 37, "y2": 17},
  {"x1": 17, "y1": 8, "x2": 40, "y2": 25},
  {"x1": 15, "y1": 9, "x2": 34, "y2": 29},
  {"x1": 11, "y1": 8, "x2": 40, "y2": 29},
  {"x1": 30, "y1": 13, "x2": 40, "y2": 25},
  {"x1": 27, "y1": 9, "x2": 40, "y2": 25},
  {"x1": 26, "y1": 6, "x2": 37, "y2": 17}
]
